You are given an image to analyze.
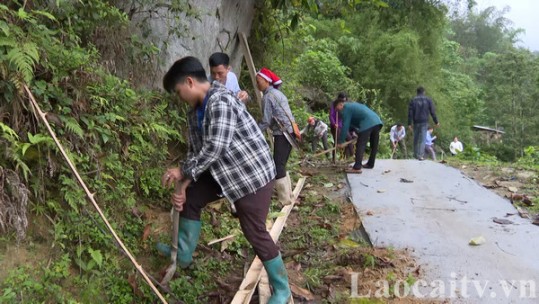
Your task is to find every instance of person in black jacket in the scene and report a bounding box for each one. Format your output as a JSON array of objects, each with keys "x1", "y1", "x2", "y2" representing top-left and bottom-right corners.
[{"x1": 408, "y1": 86, "x2": 439, "y2": 160}]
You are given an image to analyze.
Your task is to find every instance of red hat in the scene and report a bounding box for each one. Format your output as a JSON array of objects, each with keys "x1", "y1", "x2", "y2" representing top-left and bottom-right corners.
[{"x1": 257, "y1": 67, "x2": 282, "y2": 89}]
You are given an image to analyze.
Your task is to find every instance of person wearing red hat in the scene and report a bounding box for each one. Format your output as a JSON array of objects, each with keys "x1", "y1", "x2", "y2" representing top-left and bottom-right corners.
[{"x1": 257, "y1": 67, "x2": 295, "y2": 207}]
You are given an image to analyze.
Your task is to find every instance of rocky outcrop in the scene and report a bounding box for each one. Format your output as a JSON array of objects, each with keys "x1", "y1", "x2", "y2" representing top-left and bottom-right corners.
[{"x1": 123, "y1": 0, "x2": 257, "y2": 88}]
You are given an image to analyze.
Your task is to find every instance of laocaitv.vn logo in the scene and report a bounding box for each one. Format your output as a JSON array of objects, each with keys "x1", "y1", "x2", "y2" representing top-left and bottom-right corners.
[{"x1": 350, "y1": 272, "x2": 537, "y2": 299}]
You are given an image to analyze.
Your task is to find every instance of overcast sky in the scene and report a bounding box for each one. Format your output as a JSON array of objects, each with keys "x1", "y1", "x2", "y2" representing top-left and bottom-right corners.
[{"x1": 473, "y1": 0, "x2": 539, "y2": 51}]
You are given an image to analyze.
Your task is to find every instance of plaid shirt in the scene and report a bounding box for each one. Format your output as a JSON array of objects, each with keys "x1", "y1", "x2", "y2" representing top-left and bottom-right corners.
[{"x1": 182, "y1": 82, "x2": 276, "y2": 202}]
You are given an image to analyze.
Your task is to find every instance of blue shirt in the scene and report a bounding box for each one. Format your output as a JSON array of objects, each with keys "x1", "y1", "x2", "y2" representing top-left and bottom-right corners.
[
  {"x1": 425, "y1": 132, "x2": 436, "y2": 146},
  {"x1": 196, "y1": 93, "x2": 210, "y2": 131}
]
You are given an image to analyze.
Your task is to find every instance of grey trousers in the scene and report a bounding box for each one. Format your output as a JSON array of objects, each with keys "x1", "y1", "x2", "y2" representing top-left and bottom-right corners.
[{"x1": 413, "y1": 123, "x2": 428, "y2": 159}]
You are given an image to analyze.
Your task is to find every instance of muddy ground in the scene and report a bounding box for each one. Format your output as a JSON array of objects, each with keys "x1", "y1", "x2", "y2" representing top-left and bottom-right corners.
[{"x1": 5, "y1": 158, "x2": 533, "y2": 303}]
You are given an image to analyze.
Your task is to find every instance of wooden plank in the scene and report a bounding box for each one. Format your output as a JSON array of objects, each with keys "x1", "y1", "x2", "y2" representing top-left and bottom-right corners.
[
  {"x1": 238, "y1": 32, "x2": 273, "y2": 149},
  {"x1": 207, "y1": 234, "x2": 236, "y2": 246},
  {"x1": 239, "y1": 32, "x2": 263, "y2": 111},
  {"x1": 231, "y1": 176, "x2": 306, "y2": 304},
  {"x1": 258, "y1": 269, "x2": 272, "y2": 303}
]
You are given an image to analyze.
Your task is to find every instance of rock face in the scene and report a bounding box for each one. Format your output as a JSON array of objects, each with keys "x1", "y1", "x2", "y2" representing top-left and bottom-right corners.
[{"x1": 129, "y1": 0, "x2": 256, "y2": 88}]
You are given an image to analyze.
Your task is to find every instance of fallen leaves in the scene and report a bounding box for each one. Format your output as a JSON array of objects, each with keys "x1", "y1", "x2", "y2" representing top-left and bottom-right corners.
[
  {"x1": 469, "y1": 236, "x2": 486, "y2": 246},
  {"x1": 511, "y1": 193, "x2": 535, "y2": 206},
  {"x1": 508, "y1": 186, "x2": 518, "y2": 193},
  {"x1": 290, "y1": 283, "x2": 315, "y2": 301},
  {"x1": 515, "y1": 206, "x2": 530, "y2": 219},
  {"x1": 142, "y1": 224, "x2": 152, "y2": 243},
  {"x1": 493, "y1": 218, "x2": 513, "y2": 225}
]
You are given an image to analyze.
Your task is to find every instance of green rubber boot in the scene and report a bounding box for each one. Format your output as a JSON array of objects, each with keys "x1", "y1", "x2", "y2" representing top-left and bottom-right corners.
[
  {"x1": 156, "y1": 217, "x2": 201, "y2": 269},
  {"x1": 263, "y1": 253, "x2": 291, "y2": 304}
]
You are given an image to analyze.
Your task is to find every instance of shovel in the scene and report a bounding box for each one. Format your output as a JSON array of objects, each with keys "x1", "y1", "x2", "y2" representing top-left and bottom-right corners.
[
  {"x1": 390, "y1": 144, "x2": 398, "y2": 159},
  {"x1": 161, "y1": 181, "x2": 181, "y2": 285}
]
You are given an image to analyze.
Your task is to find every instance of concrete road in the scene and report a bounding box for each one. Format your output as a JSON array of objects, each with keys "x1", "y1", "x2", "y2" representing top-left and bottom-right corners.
[{"x1": 348, "y1": 160, "x2": 539, "y2": 303}]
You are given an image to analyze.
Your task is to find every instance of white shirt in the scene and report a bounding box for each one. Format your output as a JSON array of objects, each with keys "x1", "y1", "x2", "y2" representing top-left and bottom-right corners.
[
  {"x1": 450, "y1": 141, "x2": 463, "y2": 154},
  {"x1": 300, "y1": 120, "x2": 328, "y2": 137},
  {"x1": 390, "y1": 125, "x2": 406, "y2": 142},
  {"x1": 225, "y1": 71, "x2": 241, "y2": 94},
  {"x1": 208, "y1": 71, "x2": 241, "y2": 94}
]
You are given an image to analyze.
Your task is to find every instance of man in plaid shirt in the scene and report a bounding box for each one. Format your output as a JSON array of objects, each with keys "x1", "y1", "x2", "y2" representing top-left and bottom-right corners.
[{"x1": 159, "y1": 56, "x2": 291, "y2": 303}]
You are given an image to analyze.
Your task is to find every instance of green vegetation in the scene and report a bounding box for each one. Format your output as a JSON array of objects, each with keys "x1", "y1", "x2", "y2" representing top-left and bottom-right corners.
[
  {"x1": 251, "y1": 0, "x2": 539, "y2": 163},
  {"x1": 2, "y1": 0, "x2": 539, "y2": 302}
]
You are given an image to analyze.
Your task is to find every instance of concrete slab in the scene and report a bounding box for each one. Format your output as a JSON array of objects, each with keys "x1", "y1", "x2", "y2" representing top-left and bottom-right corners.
[{"x1": 348, "y1": 160, "x2": 539, "y2": 303}]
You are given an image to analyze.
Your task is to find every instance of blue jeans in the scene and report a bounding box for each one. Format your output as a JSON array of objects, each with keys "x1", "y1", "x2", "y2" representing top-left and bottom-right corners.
[{"x1": 413, "y1": 123, "x2": 427, "y2": 159}]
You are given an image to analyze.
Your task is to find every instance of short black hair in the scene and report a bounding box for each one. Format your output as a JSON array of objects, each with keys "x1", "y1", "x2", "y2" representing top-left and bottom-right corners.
[
  {"x1": 209, "y1": 52, "x2": 230, "y2": 67},
  {"x1": 337, "y1": 92, "x2": 347, "y2": 100},
  {"x1": 163, "y1": 56, "x2": 208, "y2": 92},
  {"x1": 417, "y1": 86, "x2": 425, "y2": 94},
  {"x1": 396, "y1": 123, "x2": 403, "y2": 127},
  {"x1": 334, "y1": 98, "x2": 345, "y2": 107}
]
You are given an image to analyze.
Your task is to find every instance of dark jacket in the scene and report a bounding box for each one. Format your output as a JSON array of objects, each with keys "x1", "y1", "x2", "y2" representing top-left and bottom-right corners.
[{"x1": 408, "y1": 94, "x2": 438, "y2": 125}]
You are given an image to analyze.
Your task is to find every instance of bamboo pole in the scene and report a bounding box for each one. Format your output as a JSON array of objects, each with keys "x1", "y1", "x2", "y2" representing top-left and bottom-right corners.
[
  {"x1": 333, "y1": 112, "x2": 339, "y2": 164},
  {"x1": 239, "y1": 32, "x2": 263, "y2": 110},
  {"x1": 239, "y1": 32, "x2": 273, "y2": 148},
  {"x1": 231, "y1": 177, "x2": 306, "y2": 304},
  {"x1": 24, "y1": 86, "x2": 168, "y2": 304}
]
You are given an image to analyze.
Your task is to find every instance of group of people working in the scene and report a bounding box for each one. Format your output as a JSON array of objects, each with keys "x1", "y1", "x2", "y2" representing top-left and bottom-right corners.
[
  {"x1": 156, "y1": 52, "x2": 462, "y2": 303},
  {"x1": 390, "y1": 124, "x2": 463, "y2": 160},
  {"x1": 390, "y1": 86, "x2": 463, "y2": 160},
  {"x1": 297, "y1": 91, "x2": 385, "y2": 173}
]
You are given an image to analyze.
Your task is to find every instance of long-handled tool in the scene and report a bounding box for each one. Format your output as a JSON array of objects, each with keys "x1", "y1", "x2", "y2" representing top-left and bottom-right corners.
[
  {"x1": 293, "y1": 138, "x2": 357, "y2": 165},
  {"x1": 390, "y1": 142, "x2": 398, "y2": 159},
  {"x1": 161, "y1": 183, "x2": 180, "y2": 284},
  {"x1": 333, "y1": 112, "x2": 339, "y2": 164}
]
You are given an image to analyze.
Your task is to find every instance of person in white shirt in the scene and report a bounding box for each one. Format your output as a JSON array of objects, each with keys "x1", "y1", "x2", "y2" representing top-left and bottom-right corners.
[
  {"x1": 389, "y1": 124, "x2": 407, "y2": 158},
  {"x1": 300, "y1": 117, "x2": 329, "y2": 155},
  {"x1": 209, "y1": 52, "x2": 249, "y2": 103},
  {"x1": 449, "y1": 136, "x2": 463, "y2": 155}
]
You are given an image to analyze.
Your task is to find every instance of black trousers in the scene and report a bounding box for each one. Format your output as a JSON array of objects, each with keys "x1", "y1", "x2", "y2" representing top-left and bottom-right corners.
[
  {"x1": 353, "y1": 124, "x2": 382, "y2": 170},
  {"x1": 273, "y1": 134, "x2": 292, "y2": 179},
  {"x1": 181, "y1": 172, "x2": 279, "y2": 261}
]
